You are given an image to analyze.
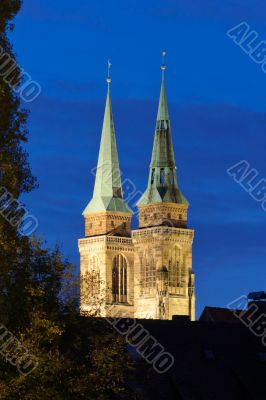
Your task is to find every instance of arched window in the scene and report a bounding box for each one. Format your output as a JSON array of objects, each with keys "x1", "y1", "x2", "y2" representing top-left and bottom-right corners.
[{"x1": 112, "y1": 254, "x2": 128, "y2": 303}]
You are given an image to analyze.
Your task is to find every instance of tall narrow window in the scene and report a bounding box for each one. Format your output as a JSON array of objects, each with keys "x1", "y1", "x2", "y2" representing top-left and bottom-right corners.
[
  {"x1": 160, "y1": 169, "x2": 165, "y2": 185},
  {"x1": 112, "y1": 254, "x2": 128, "y2": 303},
  {"x1": 112, "y1": 260, "x2": 119, "y2": 303},
  {"x1": 151, "y1": 169, "x2": 155, "y2": 185},
  {"x1": 142, "y1": 250, "x2": 156, "y2": 296},
  {"x1": 168, "y1": 247, "x2": 184, "y2": 295},
  {"x1": 121, "y1": 258, "x2": 127, "y2": 303},
  {"x1": 170, "y1": 169, "x2": 175, "y2": 185}
]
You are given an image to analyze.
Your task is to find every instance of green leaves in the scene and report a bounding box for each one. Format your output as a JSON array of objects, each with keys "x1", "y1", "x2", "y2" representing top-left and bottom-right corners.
[{"x1": 0, "y1": 3, "x2": 137, "y2": 398}]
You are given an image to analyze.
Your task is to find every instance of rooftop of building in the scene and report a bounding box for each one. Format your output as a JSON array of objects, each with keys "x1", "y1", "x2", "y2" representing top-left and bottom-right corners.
[{"x1": 130, "y1": 315, "x2": 266, "y2": 399}]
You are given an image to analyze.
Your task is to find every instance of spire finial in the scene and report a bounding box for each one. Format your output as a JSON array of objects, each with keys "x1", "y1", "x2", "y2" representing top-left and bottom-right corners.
[
  {"x1": 107, "y1": 59, "x2": 112, "y2": 85},
  {"x1": 161, "y1": 50, "x2": 166, "y2": 79}
]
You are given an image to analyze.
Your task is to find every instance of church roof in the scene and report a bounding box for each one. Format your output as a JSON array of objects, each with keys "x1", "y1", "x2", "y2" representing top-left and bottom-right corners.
[{"x1": 83, "y1": 66, "x2": 131, "y2": 215}]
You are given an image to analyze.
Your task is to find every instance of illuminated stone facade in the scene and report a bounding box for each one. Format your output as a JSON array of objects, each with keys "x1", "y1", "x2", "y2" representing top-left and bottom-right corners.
[
  {"x1": 133, "y1": 207, "x2": 195, "y2": 320},
  {"x1": 79, "y1": 64, "x2": 195, "y2": 320}
]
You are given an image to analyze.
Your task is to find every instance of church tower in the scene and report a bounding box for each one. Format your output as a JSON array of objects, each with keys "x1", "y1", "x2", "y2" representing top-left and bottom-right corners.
[
  {"x1": 132, "y1": 53, "x2": 195, "y2": 320},
  {"x1": 79, "y1": 63, "x2": 134, "y2": 318},
  {"x1": 79, "y1": 55, "x2": 196, "y2": 320}
]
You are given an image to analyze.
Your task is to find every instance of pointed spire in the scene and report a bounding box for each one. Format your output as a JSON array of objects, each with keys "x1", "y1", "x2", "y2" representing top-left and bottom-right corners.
[
  {"x1": 156, "y1": 51, "x2": 169, "y2": 122},
  {"x1": 83, "y1": 62, "x2": 131, "y2": 214},
  {"x1": 107, "y1": 59, "x2": 111, "y2": 86},
  {"x1": 137, "y1": 51, "x2": 188, "y2": 206}
]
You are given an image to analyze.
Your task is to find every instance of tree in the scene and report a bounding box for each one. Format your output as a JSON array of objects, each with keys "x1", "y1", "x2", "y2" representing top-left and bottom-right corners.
[
  {"x1": 0, "y1": 0, "x2": 37, "y2": 328},
  {"x1": 0, "y1": 2, "x2": 137, "y2": 399},
  {"x1": 0, "y1": 238, "x2": 135, "y2": 400},
  {"x1": 0, "y1": 0, "x2": 36, "y2": 197}
]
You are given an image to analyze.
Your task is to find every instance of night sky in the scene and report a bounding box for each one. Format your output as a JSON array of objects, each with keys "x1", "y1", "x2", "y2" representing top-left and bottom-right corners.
[{"x1": 11, "y1": 0, "x2": 266, "y2": 316}]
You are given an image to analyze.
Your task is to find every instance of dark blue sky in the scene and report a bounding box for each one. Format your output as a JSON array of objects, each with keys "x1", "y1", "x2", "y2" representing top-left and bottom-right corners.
[{"x1": 11, "y1": 0, "x2": 266, "y2": 316}]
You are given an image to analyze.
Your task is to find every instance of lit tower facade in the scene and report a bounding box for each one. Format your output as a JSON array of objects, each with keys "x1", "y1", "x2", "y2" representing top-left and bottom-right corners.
[
  {"x1": 132, "y1": 53, "x2": 195, "y2": 320},
  {"x1": 79, "y1": 62, "x2": 134, "y2": 318},
  {"x1": 79, "y1": 56, "x2": 196, "y2": 320}
]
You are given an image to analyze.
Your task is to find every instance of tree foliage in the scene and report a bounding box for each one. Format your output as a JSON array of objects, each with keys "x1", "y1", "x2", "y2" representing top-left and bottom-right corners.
[
  {"x1": 0, "y1": 2, "x2": 136, "y2": 399},
  {"x1": 0, "y1": 0, "x2": 36, "y2": 197}
]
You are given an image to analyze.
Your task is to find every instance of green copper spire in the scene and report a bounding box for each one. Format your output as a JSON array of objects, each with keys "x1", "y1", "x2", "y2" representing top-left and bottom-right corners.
[
  {"x1": 156, "y1": 54, "x2": 169, "y2": 122},
  {"x1": 83, "y1": 62, "x2": 131, "y2": 214},
  {"x1": 138, "y1": 52, "x2": 188, "y2": 206}
]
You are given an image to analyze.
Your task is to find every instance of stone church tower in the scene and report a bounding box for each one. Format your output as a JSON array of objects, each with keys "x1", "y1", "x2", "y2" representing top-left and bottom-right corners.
[
  {"x1": 79, "y1": 65, "x2": 134, "y2": 318},
  {"x1": 79, "y1": 57, "x2": 195, "y2": 320},
  {"x1": 133, "y1": 58, "x2": 195, "y2": 320}
]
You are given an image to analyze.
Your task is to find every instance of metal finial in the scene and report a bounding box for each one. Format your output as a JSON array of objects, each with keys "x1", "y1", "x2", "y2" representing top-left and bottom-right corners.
[
  {"x1": 107, "y1": 59, "x2": 112, "y2": 85},
  {"x1": 161, "y1": 50, "x2": 166, "y2": 78}
]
